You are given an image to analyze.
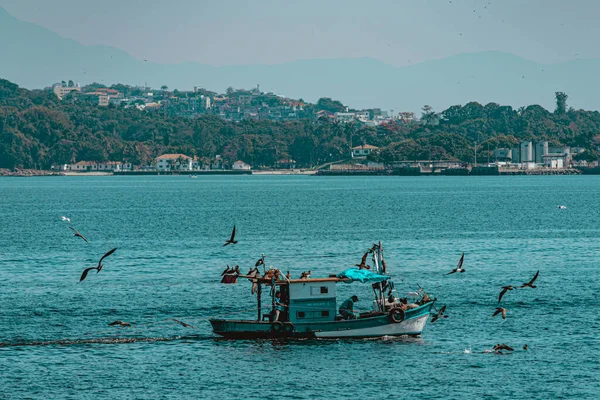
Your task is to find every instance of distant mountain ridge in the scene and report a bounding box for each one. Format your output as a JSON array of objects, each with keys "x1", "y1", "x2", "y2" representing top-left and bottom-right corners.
[{"x1": 1, "y1": 6, "x2": 600, "y2": 113}]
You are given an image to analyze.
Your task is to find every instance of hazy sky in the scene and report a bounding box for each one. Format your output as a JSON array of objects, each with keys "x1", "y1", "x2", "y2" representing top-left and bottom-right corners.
[{"x1": 0, "y1": 0, "x2": 597, "y2": 66}]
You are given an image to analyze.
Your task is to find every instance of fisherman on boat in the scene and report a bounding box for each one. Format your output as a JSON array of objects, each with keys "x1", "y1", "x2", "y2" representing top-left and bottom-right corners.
[
  {"x1": 273, "y1": 291, "x2": 285, "y2": 321},
  {"x1": 339, "y1": 295, "x2": 359, "y2": 319}
]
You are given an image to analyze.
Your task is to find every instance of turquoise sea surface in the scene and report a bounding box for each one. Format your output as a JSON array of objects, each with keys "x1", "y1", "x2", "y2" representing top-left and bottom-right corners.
[{"x1": 1, "y1": 175, "x2": 599, "y2": 399}]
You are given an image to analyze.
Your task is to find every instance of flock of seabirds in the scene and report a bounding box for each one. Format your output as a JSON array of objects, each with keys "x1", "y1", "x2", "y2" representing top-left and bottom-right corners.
[
  {"x1": 60, "y1": 216, "x2": 195, "y2": 330},
  {"x1": 62, "y1": 219, "x2": 541, "y2": 351}
]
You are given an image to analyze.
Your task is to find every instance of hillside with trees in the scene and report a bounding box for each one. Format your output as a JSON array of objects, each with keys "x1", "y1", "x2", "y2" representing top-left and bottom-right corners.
[{"x1": 1, "y1": 78, "x2": 599, "y2": 170}]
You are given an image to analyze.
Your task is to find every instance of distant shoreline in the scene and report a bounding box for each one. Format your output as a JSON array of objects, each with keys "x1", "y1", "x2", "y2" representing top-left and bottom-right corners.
[{"x1": 1, "y1": 168, "x2": 599, "y2": 177}]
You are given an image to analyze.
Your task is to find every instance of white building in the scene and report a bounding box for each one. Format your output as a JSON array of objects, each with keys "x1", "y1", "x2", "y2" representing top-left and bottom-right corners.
[
  {"x1": 200, "y1": 96, "x2": 211, "y2": 109},
  {"x1": 351, "y1": 144, "x2": 379, "y2": 157},
  {"x1": 154, "y1": 154, "x2": 193, "y2": 171},
  {"x1": 69, "y1": 161, "x2": 98, "y2": 172},
  {"x1": 53, "y1": 85, "x2": 81, "y2": 100},
  {"x1": 335, "y1": 112, "x2": 356, "y2": 123},
  {"x1": 520, "y1": 141, "x2": 533, "y2": 163},
  {"x1": 543, "y1": 154, "x2": 566, "y2": 169},
  {"x1": 355, "y1": 111, "x2": 370, "y2": 121},
  {"x1": 232, "y1": 160, "x2": 251, "y2": 170}
]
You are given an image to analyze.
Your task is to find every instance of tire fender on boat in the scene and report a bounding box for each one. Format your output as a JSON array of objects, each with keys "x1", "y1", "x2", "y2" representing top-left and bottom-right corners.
[
  {"x1": 390, "y1": 308, "x2": 405, "y2": 323},
  {"x1": 283, "y1": 322, "x2": 294, "y2": 333},
  {"x1": 271, "y1": 321, "x2": 284, "y2": 332}
]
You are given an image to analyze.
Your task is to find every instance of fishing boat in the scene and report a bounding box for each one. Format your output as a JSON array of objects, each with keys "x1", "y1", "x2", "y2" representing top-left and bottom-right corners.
[{"x1": 210, "y1": 242, "x2": 435, "y2": 339}]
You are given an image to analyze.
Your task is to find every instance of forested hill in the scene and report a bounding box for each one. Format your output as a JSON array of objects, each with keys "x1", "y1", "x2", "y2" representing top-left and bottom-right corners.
[{"x1": 1, "y1": 78, "x2": 599, "y2": 170}]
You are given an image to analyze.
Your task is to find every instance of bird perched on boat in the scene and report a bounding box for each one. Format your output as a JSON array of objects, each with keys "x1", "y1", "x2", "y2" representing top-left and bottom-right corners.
[
  {"x1": 247, "y1": 266, "x2": 259, "y2": 275},
  {"x1": 493, "y1": 343, "x2": 514, "y2": 352},
  {"x1": 286, "y1": 271, "x2": 291, "y2": 280},
  {"x1": 108, "y1": 320, "x2": 131, "y2": 327},
  {"x1": 170, "y1": 319, "x2": 195, "y2": 329},
  {"x1": 79, "y1": 248, "x2": 117, "y2": 282},
  {"x1": 446, "y1": 252, "x2": 465, "y2": 274},
  {"x1": 69, "y1": 226, "x2": 89, "y2": 243},
  {"x1": 431, "y1": 305, "x2": 448, "y2": 323},
  {"x1": 223, "y1": 225, "x2": 238, "y2": 247},
  {"x1": 492, "y1": 307, "x2": 508, "y2": 320},
  {"x1": 221, "y1": 265, "x2": 238, "y2": 284},
  {"x1": 498, "y1": 285, "x2": 515, "y2": 302},
  {"x1": 221, "y1": 265, "x2": 232, "y2": 276},
  {"x1": 520, "y1": 270, "x2": 539, "y2": 289},
  {"x1": 255, "y1": 257, "x2": 264, "y2": 267},
  {"x1": 355, "y1": 251, "x2": 371, "y2": 270},
  {"x1": 300, "y1": 270, "x2": 311, "y2": 279},
  {"x1": 60, "y1": 216, "x2": 71, "y2": 223}
]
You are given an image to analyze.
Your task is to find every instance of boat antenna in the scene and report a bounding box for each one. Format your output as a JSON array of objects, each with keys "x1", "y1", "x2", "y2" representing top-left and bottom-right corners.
[{"x1": 261, "y1": 253, "x2": 266, "y2": 273}]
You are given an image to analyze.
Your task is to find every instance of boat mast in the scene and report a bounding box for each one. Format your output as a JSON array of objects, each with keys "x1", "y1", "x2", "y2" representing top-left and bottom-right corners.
[{"x1": 256, "y1": 253, "x2": 266, "y2": 322}]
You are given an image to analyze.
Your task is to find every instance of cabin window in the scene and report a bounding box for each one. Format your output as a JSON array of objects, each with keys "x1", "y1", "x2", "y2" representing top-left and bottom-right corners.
[
  {"x1": 297, "y1": 312, "x2": 305, "y2": 319},
  {"x1": 310, "y1": 286, "x2": 330, "y2": 295},
  {"x1": 321, "y1": 311, "x2": 329, "y2": 317}
]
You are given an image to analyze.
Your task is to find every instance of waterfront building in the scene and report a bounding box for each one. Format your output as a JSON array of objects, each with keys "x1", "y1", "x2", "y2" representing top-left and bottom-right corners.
[
  {"x1": 494, "y1": 148, "x2": 512, "y2": 161},
  {"x1": 69, "y1": 161, "x2": 98, "y2": 172},
  {"x1": 232, "y1": 160, "x2": 252, "y2": 170},
  {"x1": 543, "y1": 154, "x2": 567, "y2": 168},
  {"x1": 535, "y1": 141, "x2": 549, "y2": 163},
  {"x1": 520, "y1": 141, "x2": 533, "y2": 163},
  {"x1": 351, "y1": 144, "x2": 379, "y2": 158},
  {"x1": 154, "y1": 154, "x2": 193, "y2": 171}
]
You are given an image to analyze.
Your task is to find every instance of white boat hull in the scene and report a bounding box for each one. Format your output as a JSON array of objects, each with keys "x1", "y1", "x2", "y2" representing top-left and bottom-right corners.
[{"x1": 314, "y1": 314, "x2": 429, "y2": 338}]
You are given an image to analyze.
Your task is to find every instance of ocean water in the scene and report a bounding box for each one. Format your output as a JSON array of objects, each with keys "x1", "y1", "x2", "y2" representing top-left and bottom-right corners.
[{"x1": 1, "y1": 175, "x2": 599, "y2": 399}]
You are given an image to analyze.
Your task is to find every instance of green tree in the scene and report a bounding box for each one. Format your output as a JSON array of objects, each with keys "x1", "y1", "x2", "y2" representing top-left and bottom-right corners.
[{"x1": 555, "y1": 92, "x2": 568, "y2": 115}]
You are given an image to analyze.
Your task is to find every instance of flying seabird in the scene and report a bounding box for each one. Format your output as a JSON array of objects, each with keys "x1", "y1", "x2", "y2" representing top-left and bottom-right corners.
[
  {"x1": 498, "y1": 285, "x2": 514, "y2": 302},
  {"x1": 355, "y1": 251, "x2": 370, "y2": 269},
  {"x1": 60, "y1": 216, "x2": 71, "y2": 223},
  {"x1": 431, "y1": 305, "x2": 448, "y2": 323},
  {"x1": 558, "y1": 205, "x2": 567, "y2": 209},
  {"x1": 447, "y1": 252, "x2": 465, "y2": 274},
  {"x1": 108, "y1": 320, "x2": 131, "y2": 327},
  {"x1": 223, "y1": 225, "x2": 238, "y2": 246},
  {"x1": 492, "y1": 307, "x2": 508, "y2": 320},
  {"x1": 523, "y1": 344, "x2": 528, "y2": 350},
  {"x1": 79, "y1": 248, "x2": 117, "y2": 282},
  {"x1": 170, "y1": 319, "x2": 195, "y2": 329},
  {"x1": 520, "y1": 270, "x2": 539, "y2": 289},
  {"x1": 69, "y1": 226, "x2": 89, "y2": 243}
]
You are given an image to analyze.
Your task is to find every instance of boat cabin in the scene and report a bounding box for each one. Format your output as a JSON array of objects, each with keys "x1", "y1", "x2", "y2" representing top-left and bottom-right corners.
[{"x1": 287, "y1": 280, "x2": 337, "y2": 324}]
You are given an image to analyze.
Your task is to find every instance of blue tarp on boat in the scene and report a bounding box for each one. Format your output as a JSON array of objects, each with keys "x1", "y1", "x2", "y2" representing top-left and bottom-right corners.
[{"x1": 337, "y1": 268, "x2": 390, "y2": 283}]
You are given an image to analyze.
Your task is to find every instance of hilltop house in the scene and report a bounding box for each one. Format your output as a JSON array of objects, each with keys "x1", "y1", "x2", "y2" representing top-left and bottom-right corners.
[
  {"x1": 154, "y1": 154, "x2": 193, "y2": 171},
  {"x1": 351, "y1": 144, "x2": 379, "y2": 157}
]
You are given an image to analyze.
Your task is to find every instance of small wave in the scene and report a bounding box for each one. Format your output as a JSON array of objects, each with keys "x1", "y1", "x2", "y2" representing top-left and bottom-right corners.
[{"x1": 0, "y1": 334, "x2": 213, "y2": 348}]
